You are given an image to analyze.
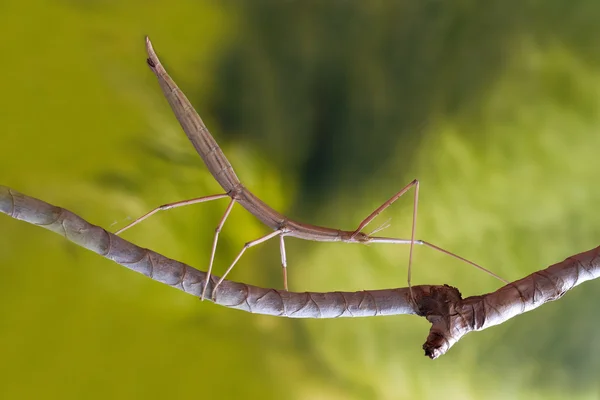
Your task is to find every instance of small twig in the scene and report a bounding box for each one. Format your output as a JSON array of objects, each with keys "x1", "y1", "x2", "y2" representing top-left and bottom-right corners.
[{"x1": 2, "y1": 185, "x2": 598, "y2": 358}]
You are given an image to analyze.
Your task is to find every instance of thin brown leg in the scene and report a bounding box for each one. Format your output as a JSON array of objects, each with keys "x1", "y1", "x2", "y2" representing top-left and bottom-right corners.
[
  {"x1": 212, "y1": 230, "x2": 284, "y2": 298},
  {"x1": 367, "y1": 235, "x2": 508, "y2": 285},
  {"x1": 351, "y1": 179, "x2": 419, "y2": 298},
  {"x1": 408, "y1": 180, "x2": 418, "y2": 300},
  {"x1": 201, "y1": 198, "x2": 236, "y2": 300},
  {"x1": 421, "y1": 240, "x2": 509, "y2": 284},
  {"x1": 115, "y1": 193, "x2": 229, "y2": 235},
  {"x1": 351, "y1": 179, "x2": 418, "y2": 236},
  {"x1": 280, "y1": 235, "x2": 288, "y2": 291}
]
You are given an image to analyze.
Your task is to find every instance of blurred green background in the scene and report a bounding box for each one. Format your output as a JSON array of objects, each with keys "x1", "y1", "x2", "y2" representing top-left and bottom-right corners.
[{"x1": 2, "y1": 0, "x2": 600, "y2": 398}]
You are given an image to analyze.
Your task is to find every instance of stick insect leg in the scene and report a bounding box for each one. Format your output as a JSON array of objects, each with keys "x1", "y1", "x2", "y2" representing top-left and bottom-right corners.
[
  {"x1": 201, "y1": 198, "x2": 236, "y2": 301},
  {"x1": 350, "y1": 179, "x2": 419, "y2": 298},
  {"x1": 280, "y1": 235, "x2": 288, "y2": 291},
  {"x1": 421, "y1": 240, "x2": 509, "y2": 284},
  {"x1": 212, "y1": 229, "x2": 284, "y2": 298},
  {"x1": 368, "y1": 236, "x2": 509, "y2": 284},
  {"x1": 115, "y1": 193, "x2": 230, "y2": 235},
  {"x1": 350, "y1": 179, "x2": 419, "y2": 237}
]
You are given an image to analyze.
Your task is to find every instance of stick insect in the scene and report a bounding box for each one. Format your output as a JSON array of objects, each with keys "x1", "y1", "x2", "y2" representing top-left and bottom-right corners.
[{"x1": 117, "y1": 37, "x2": 507, "y2": 300}]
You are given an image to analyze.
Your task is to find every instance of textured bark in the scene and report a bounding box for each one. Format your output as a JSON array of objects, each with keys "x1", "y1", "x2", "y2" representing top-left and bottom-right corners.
[{"x1": 1, "y1": 185, "x2": 599, "y2": 358}]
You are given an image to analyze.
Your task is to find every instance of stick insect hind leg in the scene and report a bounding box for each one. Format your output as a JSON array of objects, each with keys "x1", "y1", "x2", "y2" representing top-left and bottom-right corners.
[
  {"x1": 349, "y1": 179, "x2": 420, "y2": 298},
  {"x1": 115, "y1": 193, "x2": 230, "y2": 235},
  {"x1": 116, "y1": 193, "x2": 291, "y2": 297},
  {"x1": 114, "y1": 193, "x2": 237, "y2": 300},
  {"x1": 201, "y1": 198, "x2": 235, "y2": 300}
]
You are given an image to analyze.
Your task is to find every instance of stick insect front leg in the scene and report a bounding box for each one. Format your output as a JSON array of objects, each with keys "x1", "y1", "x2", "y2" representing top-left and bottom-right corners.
[
  {"x1": 350, "y1": 179, "x2": 419, "y2": 296},
  {"x1": 353, "y1": 179, "x2": 509, "y2": 298},
  {"x1": 280, "y1": 235, "x2": 288, "y2": 291}
]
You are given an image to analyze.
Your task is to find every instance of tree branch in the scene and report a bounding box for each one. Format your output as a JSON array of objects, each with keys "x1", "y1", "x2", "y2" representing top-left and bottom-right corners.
[{"x1": 1, "y1": 185, "x2": 598, "y2": 358}]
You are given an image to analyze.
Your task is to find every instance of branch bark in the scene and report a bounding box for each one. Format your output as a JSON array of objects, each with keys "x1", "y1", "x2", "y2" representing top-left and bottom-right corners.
[{"x1": 1, "y1": 185, "x2": 598, "y2": 358}]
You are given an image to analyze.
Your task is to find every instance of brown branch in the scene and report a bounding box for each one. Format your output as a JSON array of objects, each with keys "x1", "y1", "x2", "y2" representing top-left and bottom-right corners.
[{"x1": 1, "y1": 185, "x2": 598, "y2": 359}]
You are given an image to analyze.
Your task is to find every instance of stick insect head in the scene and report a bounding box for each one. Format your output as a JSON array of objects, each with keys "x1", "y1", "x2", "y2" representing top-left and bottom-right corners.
[{"x1": 343, "y1": 231, "x2": 372, "y2": 243}]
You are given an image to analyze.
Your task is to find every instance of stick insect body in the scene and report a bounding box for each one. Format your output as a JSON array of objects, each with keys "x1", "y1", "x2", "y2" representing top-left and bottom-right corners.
[{"x1": 117, "y1": 37, "x2": 507, "y2": 300}]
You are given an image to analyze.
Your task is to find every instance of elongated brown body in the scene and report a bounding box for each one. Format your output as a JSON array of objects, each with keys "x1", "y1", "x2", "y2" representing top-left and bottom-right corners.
[{"x1": 145, "y1": 38, "x2": 365, "y2": 243}]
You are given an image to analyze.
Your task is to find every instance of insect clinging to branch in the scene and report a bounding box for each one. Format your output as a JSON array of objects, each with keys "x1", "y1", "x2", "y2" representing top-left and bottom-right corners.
[{"x1": 116, "y1": 37, "x2": 508, "y2": 300}]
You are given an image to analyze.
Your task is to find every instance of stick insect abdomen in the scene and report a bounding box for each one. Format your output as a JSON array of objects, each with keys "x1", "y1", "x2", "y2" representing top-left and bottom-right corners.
[
  {"x1": 146, "y1": 39, "x2": 350, "y2": 243},
  {"x1": 146, "y1": 43, "x2": 242, "y2": 194}
]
